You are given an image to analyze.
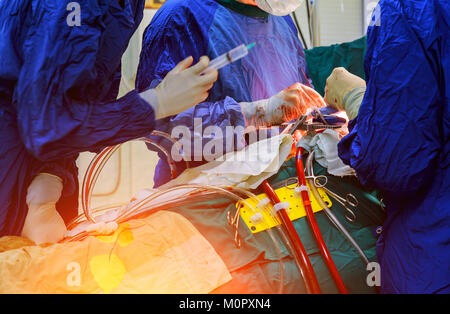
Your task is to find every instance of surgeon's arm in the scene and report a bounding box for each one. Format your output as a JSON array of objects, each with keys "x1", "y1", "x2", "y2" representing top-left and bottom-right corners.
[
  {"x1": 15, "y1": 88, "x2": 156, "y2": 161},
  {"x1": 337, "y1": 2, "x2": 444, "y2": 196},
  {"x1": 9, "y1": 0, "x2": 150, "y2": 161},
  {"x1": 14, "y1": 1, "x2": 215, "y2": 161},
  {"x1": 16, "y1": 70, "x2": 216, "y2": 161}
]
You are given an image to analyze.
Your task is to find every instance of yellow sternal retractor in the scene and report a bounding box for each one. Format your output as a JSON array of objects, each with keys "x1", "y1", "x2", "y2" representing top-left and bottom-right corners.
[{"x1": 238, "y1": 182, "x2": 332, "y2": 234}]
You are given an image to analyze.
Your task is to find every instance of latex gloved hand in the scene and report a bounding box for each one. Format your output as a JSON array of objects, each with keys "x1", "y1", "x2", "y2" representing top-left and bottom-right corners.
[
  {"x1": 240, "y1": 83, "x2": 326, "y2": 127},
  {"x1": 21, "y1": 173, "x2": 67, "y2": 244},
  {"x1": 140, "y1": 56, "x2": 218, "y2": 119},
  {"x1": 324, "y1": 67, "x2": 366, "y2": 120}
]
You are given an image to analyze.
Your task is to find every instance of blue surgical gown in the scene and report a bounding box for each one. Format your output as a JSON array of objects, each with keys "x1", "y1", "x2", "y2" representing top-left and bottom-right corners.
[
  {"x1": 136, "y1": 0, "x2": 311, "y2": 187},
  {"x1": 0, "y1": 0, "x2": 156, "y2": 236},
  {"x1": 338, "y1": 0, "x2": 449, "y2": 293}
]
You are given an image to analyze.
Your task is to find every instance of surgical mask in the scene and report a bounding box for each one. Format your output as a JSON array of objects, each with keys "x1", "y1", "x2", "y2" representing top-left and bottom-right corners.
[{"x1": 255, "y1": 0, "x2": 304, "y2": 16}]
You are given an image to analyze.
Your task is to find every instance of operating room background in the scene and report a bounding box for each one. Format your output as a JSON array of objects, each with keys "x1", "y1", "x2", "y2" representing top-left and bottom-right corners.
[{"x1": 75, "y1": 0, "x2": 380, "y2": 213}]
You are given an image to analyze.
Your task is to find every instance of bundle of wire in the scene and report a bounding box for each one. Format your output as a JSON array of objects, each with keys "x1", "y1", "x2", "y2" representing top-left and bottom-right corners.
[
  {"x1": 65, "y1": 131, "x2": 292, "y2": 294},
  {"x1": 80, "y1": 131, "x2": 186, "y2": 224},
  {"x1": 67, "y1": 181, "x2": 287, "y2": 293}
]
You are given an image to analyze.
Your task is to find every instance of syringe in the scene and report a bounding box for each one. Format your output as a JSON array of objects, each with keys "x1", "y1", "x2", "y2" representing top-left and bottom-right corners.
[{"x1": 201, "y1": 43, "x2": 255, "y2": 75}]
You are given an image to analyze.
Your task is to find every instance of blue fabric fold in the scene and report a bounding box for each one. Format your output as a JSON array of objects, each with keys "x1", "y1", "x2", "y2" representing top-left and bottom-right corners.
[
  {"x1": 0, "y1": 0, "x2": 156, "y2": 235},
  {"x1": 338, "y1": 0, "x2": 449, "y2": 293}
]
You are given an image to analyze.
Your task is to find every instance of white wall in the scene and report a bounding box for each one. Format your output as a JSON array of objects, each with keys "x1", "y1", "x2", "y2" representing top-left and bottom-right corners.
[
  {"x1": 118, "y1": 9, "x2": 157, "y2": 98},
  {"x1": 294, "y1": 0, "x2": 366, "y2": 48},
  {"x1": 318, "y1": 0, "x2": 364, "y2": 46}
]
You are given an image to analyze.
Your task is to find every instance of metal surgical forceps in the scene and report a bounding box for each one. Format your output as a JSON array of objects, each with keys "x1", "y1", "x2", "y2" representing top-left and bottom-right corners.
[{"x1": 306, "y1": 157, "x2": 359, "y2": 223}]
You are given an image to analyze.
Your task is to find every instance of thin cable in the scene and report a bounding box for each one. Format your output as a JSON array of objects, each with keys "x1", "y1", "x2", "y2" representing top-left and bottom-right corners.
[
  {"x1": 292, "y1": 11, "x2": 308, "y2": 50},
  {"x1": 150, "y1": 130, "x2": 191, "y2": 169},
  {"x1": 81, "y1": 129, "x2": 192, "y2": 223},
  {"x1": 296, "y1": 147, "x2": 348, "y2": 293},
  {"x1": 306, "y1": 0, "x2": 313, "y2": 47},
  {"x1": 81, "y1": 145, "x2": 119, "y2": 223}
]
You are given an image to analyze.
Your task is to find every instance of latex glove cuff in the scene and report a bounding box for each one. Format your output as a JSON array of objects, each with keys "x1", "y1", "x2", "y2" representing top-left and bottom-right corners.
[
  {"x1": 240, "y1": 94, "x2": 285, "y2": 127},
  {"x1": 26, "y1": 173, "x2": 63, "y2": 208},
  {"x1": 139, "y1": 88, "x2": 167, "y2": 120},
  {"x1": 342, "y1": 86, "x2": 366, "y2": 120}
]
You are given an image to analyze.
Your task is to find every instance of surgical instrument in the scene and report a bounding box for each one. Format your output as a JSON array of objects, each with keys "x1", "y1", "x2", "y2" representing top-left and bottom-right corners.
[
  {"x1": 321, "y1": 186, "x2": 358, "y2": 223},
  {"x1": 305, "y1": 160, "x2": 358, "y2": 222},
  {"x1": 311, "y1": 107, "x2": 347, "y2": 126},
  {"x1": 305, "y1": 152, "x2": 370, "y2": 266},
  {"x1": 286, "y1": 115, "x2": 342, "y2": 137},
  {"x1": 305, "y1": 172, "x2": 328, "y2": 188},
  {"x1": 201, "y1": 43, "x2": 255, "y2": 75}
]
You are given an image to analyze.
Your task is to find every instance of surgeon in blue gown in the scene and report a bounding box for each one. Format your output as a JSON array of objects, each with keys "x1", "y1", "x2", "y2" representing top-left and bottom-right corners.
[
  {"x1": 324, "y1": 0, "x2": 449, "y2": 293},
  {"x1": 136, "y1": 0, "x2": 313, "y2": 187},
  {"x1": 0, "y1": 0, "x2": 217, "y2": 243}
]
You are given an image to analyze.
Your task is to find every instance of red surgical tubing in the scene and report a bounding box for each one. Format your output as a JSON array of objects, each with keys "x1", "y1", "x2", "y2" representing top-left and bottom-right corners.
[
  {"x1": 296, "y1": 147, "x2": 348, "y2": 294},
  {"x1": 261, "y1": 180, "x2": 321, "y2": 294}
]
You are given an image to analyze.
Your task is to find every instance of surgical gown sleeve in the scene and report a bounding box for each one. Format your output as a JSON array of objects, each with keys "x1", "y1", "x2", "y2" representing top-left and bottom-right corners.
[
  {"x1": 14, "y1": 0, "x2": 156, "y2": 161},
  {"x1": 338, "y1": 0, "x2": 448, "y2": 197}
]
